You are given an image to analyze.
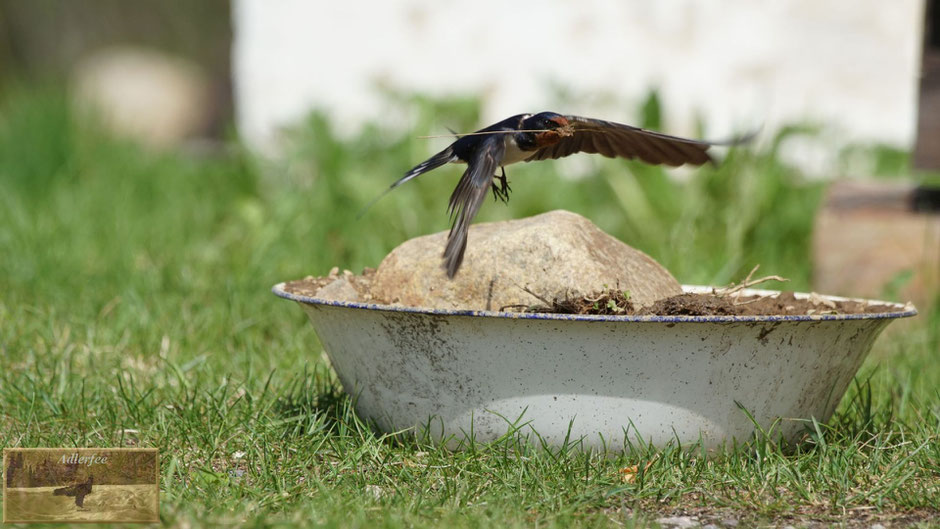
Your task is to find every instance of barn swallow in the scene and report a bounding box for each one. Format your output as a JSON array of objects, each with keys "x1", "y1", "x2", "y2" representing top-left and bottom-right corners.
[{"x1": 376, "y1": 112, "x2": 750, "y2": 278}]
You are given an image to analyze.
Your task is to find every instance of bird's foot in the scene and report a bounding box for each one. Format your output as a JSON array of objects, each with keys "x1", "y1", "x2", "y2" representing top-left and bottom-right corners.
[
  {"x1": 491, "y1": 169, "x2": 512, "y2": 203},
  {"x1": 490, "y1": 182, "x2": 511, "y2": 203}
]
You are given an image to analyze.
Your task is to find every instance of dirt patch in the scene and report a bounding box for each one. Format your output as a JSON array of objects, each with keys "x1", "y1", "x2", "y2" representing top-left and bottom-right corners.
[
  {"x1": 281, "y1": 273, "x2": 900, "y2": 316},
  {"x1": 615, "y1": 504, "x2": 940, "y2": 529},
  {"x1": 504, "y1": 288, "x2": 637, "y2": 315},
  {"x1": 526, "y1": 290, "x2": 900, "y2": 316},
  {"x1": 282, "y1": 267, "x2": 377, "y2": 303}
]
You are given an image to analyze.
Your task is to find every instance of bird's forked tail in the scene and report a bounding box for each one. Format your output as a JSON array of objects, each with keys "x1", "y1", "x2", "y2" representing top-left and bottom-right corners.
[{"x1": 356, "y1": 147, "x2": 457, "y2": 219}]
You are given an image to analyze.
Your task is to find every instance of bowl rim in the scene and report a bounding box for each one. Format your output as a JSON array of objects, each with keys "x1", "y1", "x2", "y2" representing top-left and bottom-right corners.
[{"x1": 272, "y1": 283, "x2": 917, "y2": 323}]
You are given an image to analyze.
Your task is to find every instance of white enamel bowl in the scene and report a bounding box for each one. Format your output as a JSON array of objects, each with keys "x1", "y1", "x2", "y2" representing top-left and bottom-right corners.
[{"x1": 274, "y1": 284, "x2": 915, "y2": 451}]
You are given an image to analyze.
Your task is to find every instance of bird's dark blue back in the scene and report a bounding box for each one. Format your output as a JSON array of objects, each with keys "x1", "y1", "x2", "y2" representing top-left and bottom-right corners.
[{"x1": 450, "y1": 114, "x2": 527, "y2": 161}]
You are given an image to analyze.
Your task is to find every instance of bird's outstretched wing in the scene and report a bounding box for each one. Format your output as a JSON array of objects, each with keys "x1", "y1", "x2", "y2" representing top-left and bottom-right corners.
[
  {"x1": 528, "y1": 116, "x2": 744, "y2": 167},
  {"x1": 443, "y1": 134, "x2": 505, "y2": 277}
]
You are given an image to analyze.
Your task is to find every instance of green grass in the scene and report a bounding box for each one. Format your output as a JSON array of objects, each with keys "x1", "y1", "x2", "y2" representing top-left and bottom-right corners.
[{"x1": 1, "y1": 85, "x2": 938, "y2": 528}]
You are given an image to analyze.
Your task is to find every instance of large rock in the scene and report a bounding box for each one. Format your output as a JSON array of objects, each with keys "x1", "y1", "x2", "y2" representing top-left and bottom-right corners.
[{"x1": 372, "y1": 210, "x2": 681, "y2": 311}]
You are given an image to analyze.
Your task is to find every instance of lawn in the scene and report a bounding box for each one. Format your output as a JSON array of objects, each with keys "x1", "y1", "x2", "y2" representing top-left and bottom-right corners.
[{"x1": 1, "y1": 86, "x2": 938, "y2": 528}]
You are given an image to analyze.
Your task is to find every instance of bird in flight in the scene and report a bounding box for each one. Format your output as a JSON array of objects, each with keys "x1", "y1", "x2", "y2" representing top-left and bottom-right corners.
[{"x1": 376, "y1": 112, "x2": 749, "y2": 278}]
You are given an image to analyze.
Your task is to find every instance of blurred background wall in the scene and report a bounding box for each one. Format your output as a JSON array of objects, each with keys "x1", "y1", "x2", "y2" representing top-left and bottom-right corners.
[{"x1": 232, "y1": 0, "x2": 925, "y2": 171}]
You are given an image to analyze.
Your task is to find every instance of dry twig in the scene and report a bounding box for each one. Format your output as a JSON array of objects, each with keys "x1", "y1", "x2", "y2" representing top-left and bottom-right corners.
[
  {"x1": 418, "y1": 125, "x2": 576, "y2": 140},
  {"x1": 713, "y1": 265, "x2": 789, "y2": 303}
]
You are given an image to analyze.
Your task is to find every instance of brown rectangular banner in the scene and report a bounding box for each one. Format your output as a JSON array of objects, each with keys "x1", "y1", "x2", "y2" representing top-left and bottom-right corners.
[{"x1": 3, "y1": 448, "x2": 159, "y2": 523}]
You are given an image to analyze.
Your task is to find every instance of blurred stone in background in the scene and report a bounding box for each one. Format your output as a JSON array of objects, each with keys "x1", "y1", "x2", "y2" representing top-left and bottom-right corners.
[
  {"x1": 72, "y1": 47, "x2": 211, "y2": 148},
  {"x1": 813, "y1": 181, "x2": 940, "y2": 307},
  {"x1": 0, "y1": 0, "x2": 232, "y2": 141}
]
